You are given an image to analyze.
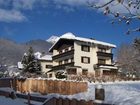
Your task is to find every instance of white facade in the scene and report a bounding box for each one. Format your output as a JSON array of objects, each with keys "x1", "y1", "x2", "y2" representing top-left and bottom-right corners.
[
  {"x1": 49, "y1": 33, "x2": 118, "y2": 78},
  {"x1": 38, "y1": 55, "x2": 53, "y2": 77}
]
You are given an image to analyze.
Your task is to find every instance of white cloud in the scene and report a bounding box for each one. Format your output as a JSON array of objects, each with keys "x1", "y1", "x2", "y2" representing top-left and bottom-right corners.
[
  {"x1": 0, "y1": 0, "x2": 48, "y2": 23},
  {"x1": 12, "y1": 0, "x2": 36, "y2": 10},
  {"x1": 0, "y1": 0, "x2": 138, "y2": 23},
  {"x1": 53, "y1": 0, "x2": 90, "y2": 6},
  {"x1": 53, "y1": 0, "x2": 139, "y2": 14},
  {"x1": 0, "y1": 9, "x2": 27, "y2": 22}
]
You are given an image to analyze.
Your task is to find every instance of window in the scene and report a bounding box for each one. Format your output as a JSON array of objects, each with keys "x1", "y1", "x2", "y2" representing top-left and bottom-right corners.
[
  {"x1": 82, "y1": 69, "x2": 88, "y2": 75},
  {"x1": 71, "y1": 46, "x2": 74, "y2": 50},
  {"x1": 64, "y1": 59, "x2": 69, "y2": 64},
  {"x1": 71, "y1": 58, "x2": 74, "y2": 62},
  {"x1": 81, "y1": 57, "x2": 90, "y2": 64},
  {"x1": 81, "y1": 45, "x2": 90, "y2": 52},
  {"x1": 98, "y1": 47, "x2": 106, "y2": 52},
  {"x1": 67, "y1": 69, "x2": 77, "y2": 75},
  {"x1": 46, "y1": 65, "x2": 52, "y2": 68},
  {"x1": 49, "y1": 74, "x2": 52, "y2": 78},
  {"x1": 59, "y1": 50, "x2": 63, "y2": 54},
  {"x1": 65, "y1": 48, "x2": 68, "y2": 52},
  {"x1": 59, "y1": 61, "x2": 62, "y2": 65},
  {"x1": 98, "y1": 59, "x2": 106, "y2": 64}
]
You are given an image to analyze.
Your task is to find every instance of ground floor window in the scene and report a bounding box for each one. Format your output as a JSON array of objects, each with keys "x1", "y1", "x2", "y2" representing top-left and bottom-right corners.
[
  {"x1": 49, "y1": 73, "x2": 52, "y2": 78},
  {"x1": 103, "y1": 70, "x2": 117, "y2": 75},
  {"x1": 67, "y1": 69, "x2": 77, "y2": 75},
  {"x1": 82, "y1": 69, "x2": 88, "y2": 75},
  {"x1": 95, "y1": 70, "x2": 101, "y2": 77}
]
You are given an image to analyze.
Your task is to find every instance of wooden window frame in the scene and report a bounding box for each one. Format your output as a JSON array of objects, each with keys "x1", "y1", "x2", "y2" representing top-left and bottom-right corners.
[
  {"x1": 81, "y1": 45, "x2": 90, "y2": 52},
  {"x1": 82, "y1": 69, "x2": 88, "y2": 75},
  {"x1": 81, "y1": 56, "x2": 90, "y2": 64},
  {"x1": 98, "y1": 59, "x2": 106, "y2": 65}
]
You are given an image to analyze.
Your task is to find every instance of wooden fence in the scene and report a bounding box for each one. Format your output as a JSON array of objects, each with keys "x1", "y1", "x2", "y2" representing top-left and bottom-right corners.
[
  {"x1": 0, "y1": 78, "x2": 13, "y2": 88},
  {"x1": 16, "y1": 78, "x2": 87, "y2": 95},
  {"x1": 0, "y1": 78, "x2": 87, "y2": 95},
  {"x1": 43, "y1": 97, "x2": 94, "y2": 105}
]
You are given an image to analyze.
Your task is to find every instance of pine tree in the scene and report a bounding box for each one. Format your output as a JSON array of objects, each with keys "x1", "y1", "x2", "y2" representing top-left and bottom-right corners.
[{"x1": 21, "y1": 47, "x2": 41, "y2": 74}]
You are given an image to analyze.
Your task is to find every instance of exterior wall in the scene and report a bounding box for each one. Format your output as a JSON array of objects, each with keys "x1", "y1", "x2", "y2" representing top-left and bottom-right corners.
[
  {"x1": 51, "y1": 39, "x2": 116, "y2": 78},
  {"x1": 53, "y1": 49, "x2": 59, "y2": 56},
  {"x1": 40, "y1": 60, "x2": 53, "y2": 73},
  {"x1": 74, "y1": 41, "x2": 98, "y2": 76}
]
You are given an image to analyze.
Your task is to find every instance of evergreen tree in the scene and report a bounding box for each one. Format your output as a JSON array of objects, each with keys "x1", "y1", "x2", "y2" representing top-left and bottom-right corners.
[{"x1": 21, "y1": 47, "x2": 41, "y2": 74}]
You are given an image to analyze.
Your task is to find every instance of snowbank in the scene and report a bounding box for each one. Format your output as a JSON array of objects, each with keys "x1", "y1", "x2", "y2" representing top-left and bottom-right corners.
[{"x1": 44, "y1": 81, "x2": 140, "y2": 105}]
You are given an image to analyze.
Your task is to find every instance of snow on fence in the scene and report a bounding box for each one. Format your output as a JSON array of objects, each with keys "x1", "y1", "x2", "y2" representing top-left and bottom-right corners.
[
  {"x1": 43, "y1": 97, "x2": 94, "y2": 105},
  {"x1": 16, "y1": 78, "x2": 88, "y2": 95}
]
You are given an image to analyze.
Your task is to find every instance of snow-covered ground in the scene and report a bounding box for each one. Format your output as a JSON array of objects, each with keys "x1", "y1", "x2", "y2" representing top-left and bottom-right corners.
[
  {"x1": 45, "y1": 81, "x2": 140, "y2": 105},
  {"x1": 0, "y1": 96, "x2": 26, "y2": 105},
  {"x1": 1, "y1": 81, "x2": 140, "y2": 105}
]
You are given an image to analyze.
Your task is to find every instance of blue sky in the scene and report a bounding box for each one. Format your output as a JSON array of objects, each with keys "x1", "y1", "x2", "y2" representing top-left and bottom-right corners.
[{"x1": 0, "y1": 0, "x2": 139, "y2": 48}]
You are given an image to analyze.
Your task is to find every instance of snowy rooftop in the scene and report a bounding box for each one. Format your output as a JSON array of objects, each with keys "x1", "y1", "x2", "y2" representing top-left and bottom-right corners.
[
  {"x1": 49, "y1": 32, "x2": 116, "y2": 52},
  {"x1": 39, "y1": 54, "x2": 52, "y2": 61}
]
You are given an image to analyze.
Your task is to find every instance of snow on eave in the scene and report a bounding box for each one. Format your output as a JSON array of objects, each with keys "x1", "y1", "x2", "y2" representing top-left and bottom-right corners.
[
  {"x1": 76, "y1": 37, "x2": 116, "y2": 48},
  {"x1": 49, "y1": 33, "x2": 116, "y2": 52},
  {"x1": 99, "y1": 65, "x2": 118, "y2": 69},
  {"x1": 49, "y1": 37, "x2": 60, "y2": 52},
  {"x1": 38, "y1": 55, "x2": 52, "y2": 61},
  {"x1": 49, "y1": 32, "x2": 75, "y2": 52}
]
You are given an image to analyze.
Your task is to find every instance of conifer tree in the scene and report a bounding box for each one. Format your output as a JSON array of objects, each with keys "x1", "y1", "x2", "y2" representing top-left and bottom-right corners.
[{"x1": 21, "y1": 47, "x2": 41, "y2": 74}]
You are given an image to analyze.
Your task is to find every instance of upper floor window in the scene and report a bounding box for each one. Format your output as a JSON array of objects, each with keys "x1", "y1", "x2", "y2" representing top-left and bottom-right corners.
[
  {"x1": 98, "y1": 47, "x2": 106, "y2": 52},
  {"x1": 59, "y1": 50, "x2": 63, "y2": 54},
  {"x1": 59, "y1": 61, "x2": 63, "y2": 65},
  {"x1": 71, "y1": 58, "x2": 74, "y2": 63},
  {"x1": 81, "y1": 57, "x2": 90, "y2": 64},
  {"x1": 71, "y1": 46, "x2": 74, "y2": 50},
  {"x1": 65, "y1": 48, "x2": 69, "y2": 52},
  {"x1": 98, "y1": 59, "x2": 106, "y2": 64},
  {"x1": 81, "y1": 45, "x2": 90, "y2": 52},
  {"x1": 64, "y1": 59, "x2": 69, "y2": 64}
]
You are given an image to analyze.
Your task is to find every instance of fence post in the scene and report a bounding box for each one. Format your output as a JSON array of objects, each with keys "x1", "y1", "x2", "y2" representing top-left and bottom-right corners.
[
  {"x1": 62, "y1": 98, "x2": 70, "y2": 105},
  {"x1": 13, "y1": 77, "x2": 17, "y2": 91},
  {"x1": 70, "y1": 99, "x2": 77, "y2": 105},
  {"x1": 28, "y1": 92, "x2": 31, "y2": 105},
  {"x1": 95, "y1": 84, "x2": 105, "y2": 103}
]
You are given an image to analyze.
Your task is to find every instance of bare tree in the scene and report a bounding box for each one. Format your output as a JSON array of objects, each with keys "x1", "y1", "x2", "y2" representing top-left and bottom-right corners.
[
  {"x1": 117, "y1": 41, "x2": 140, "y2": 77},
  {"x1": 88, "y1": 0, "x2": 140, "y2": 34}
]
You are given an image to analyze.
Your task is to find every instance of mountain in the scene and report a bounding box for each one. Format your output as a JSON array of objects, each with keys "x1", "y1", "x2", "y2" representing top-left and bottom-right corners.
[
  {"x1": 0, "y1": 38, "x2": 52, "y2": 66},
  {"x1": 46, "y1": 35, "x2": 59, "y2": 44},
  {"x1": 25, "y1": 39, "x2": 52, "y2": 53}
]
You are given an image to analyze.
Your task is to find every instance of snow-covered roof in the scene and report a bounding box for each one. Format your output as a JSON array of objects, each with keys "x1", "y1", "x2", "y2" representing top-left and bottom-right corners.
[
  {"x1": 17, "y1": 62, "x2": 23, "y2": 69},
  {"x1": 99, "y1": 65, "x2": 118, "y2": 70},
  {"x1": 39, "y1": 55, "x2": 52, "y2": 61},
  {"x1": 49, "y1": 32, "x2": 116, "y2": 52},
  {"x1": 34, "y1": 52, "x2": 42, "y2": 59}
]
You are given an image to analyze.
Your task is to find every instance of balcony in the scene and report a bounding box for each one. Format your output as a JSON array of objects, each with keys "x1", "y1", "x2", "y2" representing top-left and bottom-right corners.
[
  {"x1": 96, "y1": 63, "x2": 114, "y2": 67},
  {"x1": 97, "y1": 51, "x2": 113, "y2": 58},
  {"x1": 52, "y1": 62, "x2": 75, "y2": 70},
  {"x1": 52, "y1": 50, "x2": 74, "y2": 60}
]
